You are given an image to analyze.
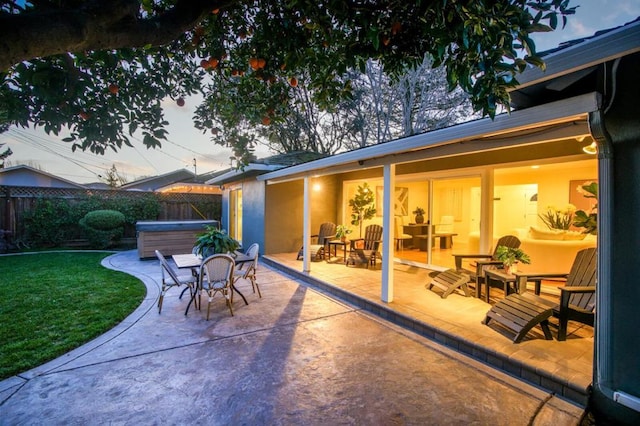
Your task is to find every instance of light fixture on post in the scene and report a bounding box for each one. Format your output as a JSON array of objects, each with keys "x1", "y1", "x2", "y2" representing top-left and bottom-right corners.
[{"x1": 583, "y1": 141, "x2": 598, "y2": 155}]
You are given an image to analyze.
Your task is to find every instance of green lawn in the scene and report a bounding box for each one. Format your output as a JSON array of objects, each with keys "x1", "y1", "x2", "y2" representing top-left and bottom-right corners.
[{"x1": 0, "y1": 252, "x2": 146, "y2": 380}]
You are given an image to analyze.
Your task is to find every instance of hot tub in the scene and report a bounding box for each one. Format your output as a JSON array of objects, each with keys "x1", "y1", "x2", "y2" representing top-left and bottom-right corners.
[{"x1": 136, "y1": 220, "x2": 219, "y2": 259}]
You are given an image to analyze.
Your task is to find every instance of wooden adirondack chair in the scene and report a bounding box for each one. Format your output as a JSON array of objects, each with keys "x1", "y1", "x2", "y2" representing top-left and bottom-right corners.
[
  {"x1": 297, "y1": 222, "x2": 336, "y2": 261},
  {"x1": 452, "y1": 235, "x2": 521, "y2": 297},
  {"x1": 347, "y1": 224, "x2": 383, "y2": 268},
  {"x1": 484, "y1": 247, "x2": 597, "y2": 342}
]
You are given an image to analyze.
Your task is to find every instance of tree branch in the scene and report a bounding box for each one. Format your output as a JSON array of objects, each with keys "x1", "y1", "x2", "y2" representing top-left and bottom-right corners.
[{"x1": 0, "y1": 0, "x2": 235, "y2": 71}]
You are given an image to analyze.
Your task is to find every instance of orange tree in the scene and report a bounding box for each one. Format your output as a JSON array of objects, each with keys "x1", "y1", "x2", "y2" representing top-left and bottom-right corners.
[{"x1": 0, "y1": 0, "x2": 575, "y2": 164}]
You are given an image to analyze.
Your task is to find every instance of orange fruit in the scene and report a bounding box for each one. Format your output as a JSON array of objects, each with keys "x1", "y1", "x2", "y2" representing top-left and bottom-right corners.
[
  {"x1": 212, "y1": 8, "x2": 219, "y2": 14},
  {"x1": 289, "y1": 77, "x2": 298, "y2": 87},
  {"x1": 200, "y1": 59, "x2": 210, "y2": 69},
  {"x1": 208, "y1": 58, "x2": 219, "y2": 68},
  {"x1": 249, "y1": 58, "x2": 259, "y2": 70},
  {"x1": 108, "y1": 84, "x2": 119, "y2": 94},
  {"x1": 261, "y1": 116, "x2": 271, "y2": 125},
  {"x1": 79, "y1": 111, "x2": 90, "y2": 120},
  {"x1": 257, "y1": 58, "x2": 266, "y2": 69},
  {"x1": 391, "y1": 21, "x2": 402, "y2": 35},
  {"x1": 382, "y1": 37, "x2": 390, "y2": 46}
]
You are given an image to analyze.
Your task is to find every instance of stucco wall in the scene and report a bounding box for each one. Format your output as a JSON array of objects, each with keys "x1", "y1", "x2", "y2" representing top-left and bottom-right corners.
[{"x1": 264, "y1": 175, "x2": 340, "y2": 254}]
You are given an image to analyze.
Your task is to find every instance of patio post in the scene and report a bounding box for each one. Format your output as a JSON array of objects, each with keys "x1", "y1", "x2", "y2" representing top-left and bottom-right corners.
[
  {"x1": 480, "y1": 169, "x2": 494, "y2": 253},
  {"x1": 302, "y1": 176, "x2": 311, "y2": 272},
  {"x1": 381, "y1": 163, "x2": 395, "y2": 302}
]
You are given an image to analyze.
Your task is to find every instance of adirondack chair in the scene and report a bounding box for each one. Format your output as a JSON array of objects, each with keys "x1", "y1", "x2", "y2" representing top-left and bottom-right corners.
[
  {"x1": 452, "y1": 235, "x2": 521, "y2": 297},
  {"x1": 484, "y1": 247, "x2": 596, "y2": 342},
  {"x1": 297, "y1": 222, "x2": 336, "y2": 261},
  {"x1": 347, "y1": 224, "x2": 383, "y2": 268}
]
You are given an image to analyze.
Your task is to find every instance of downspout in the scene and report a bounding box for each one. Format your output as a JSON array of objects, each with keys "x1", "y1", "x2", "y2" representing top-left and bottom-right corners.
[{"x1": 588, "y1": 106, "x2": 614, "y2": 398}]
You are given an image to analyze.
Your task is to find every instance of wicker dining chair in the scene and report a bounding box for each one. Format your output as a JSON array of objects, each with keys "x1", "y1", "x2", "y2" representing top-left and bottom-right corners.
[
  {"x1": 198, "y1": 254, "x2": 236, "y2": 319},
  {"x1": 233, "y1": 243, "x2": 261, "y2": 298},
  {"x1": 155, "y1": 250, "x2": 198, "y2": 314}
]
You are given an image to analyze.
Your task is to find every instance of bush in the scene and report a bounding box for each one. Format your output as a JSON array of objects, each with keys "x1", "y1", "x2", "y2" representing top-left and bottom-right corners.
[
  {"x1": 79, "y1": 210, "x2": 125, "y2": 248},
  {"x1": 22, "y1": 198, "x2": 74, "y2": 247},
  {"x1": 80, "y1": 210, "x2": 126, "y2": 230}
]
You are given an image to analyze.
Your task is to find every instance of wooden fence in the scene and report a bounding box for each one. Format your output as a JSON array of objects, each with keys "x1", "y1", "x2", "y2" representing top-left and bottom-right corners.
[{"x1": 0, "y1": 186, "x2": 221, "y2": 248}]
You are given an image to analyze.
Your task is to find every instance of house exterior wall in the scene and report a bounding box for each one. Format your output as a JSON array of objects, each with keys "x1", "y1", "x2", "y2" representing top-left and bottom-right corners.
[
  {"x1": 590, "y1": 52, "x2": 640, "y2": 424},
  {"x1": 240, "y1": 179, "x2": 266, "y2": 253},
  {"x1": 264, "y1": 174, "x2": 340, "y2": 255}
]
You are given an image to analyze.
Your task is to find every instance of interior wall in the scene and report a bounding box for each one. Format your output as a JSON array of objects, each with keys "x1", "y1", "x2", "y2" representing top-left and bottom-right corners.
[
  {"x1": 264, "y1": 174, "x2": 340, "y2": 254},
  {"x1": 494, "y1": 161, "x2": 597, "y2": 230},
  {"x1": 265, "y1": 180, "x2": 303, "y2": 254}
]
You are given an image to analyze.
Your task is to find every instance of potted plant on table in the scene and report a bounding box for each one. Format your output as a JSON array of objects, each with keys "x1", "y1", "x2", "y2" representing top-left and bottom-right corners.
[
  {"x1": 194, "y1": 225, "x2": 240, "y2": 258},
  {"x1": 412, "y1": 207, "x2": 425, "y2": 224},
  {"x1": 495, "y1": 245, "x2": 531, "y2": 274},
  {"x1": 335, "y1": 225, "x2": 353, "y2": 242}
]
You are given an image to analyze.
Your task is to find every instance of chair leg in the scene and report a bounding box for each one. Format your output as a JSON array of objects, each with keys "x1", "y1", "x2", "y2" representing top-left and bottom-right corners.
[
  {"x1": 158, "y1": 293, "x2": 164, "y2": 314},
  {"x1": 251, "y1": 276, "x2": 262, "y2": 298},
  {"x1": 226, "y1": 290, "x2": 234, "y2": 316},
  {"x1": 557, "y1": 317, "x2": 569, "y2": 341}
]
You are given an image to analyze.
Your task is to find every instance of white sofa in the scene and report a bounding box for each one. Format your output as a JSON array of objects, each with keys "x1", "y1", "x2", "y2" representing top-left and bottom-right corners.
[{"x1": 468, "y1": 228, "x2": 596, "y2": 274}]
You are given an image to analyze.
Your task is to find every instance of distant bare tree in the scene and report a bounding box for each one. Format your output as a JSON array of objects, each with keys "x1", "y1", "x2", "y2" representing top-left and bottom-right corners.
[
  {"x1": 101, "y1": 164, "x2": 128, "y2": 188},
  {"x1": 342, "y1": 57, "x2": 479, "y2": 150},
  {"x1": 0, "y1": 143, "x2": 12, "y2": 168}
]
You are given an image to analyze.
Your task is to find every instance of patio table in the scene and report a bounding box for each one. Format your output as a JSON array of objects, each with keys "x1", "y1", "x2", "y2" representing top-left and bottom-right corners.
[{"x1": 173, "y1": 253, "x2": 251, "y2": 313}]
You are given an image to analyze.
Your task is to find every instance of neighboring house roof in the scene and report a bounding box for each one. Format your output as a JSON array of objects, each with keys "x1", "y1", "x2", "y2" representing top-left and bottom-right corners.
[
  {"x1": 84, "y1": 182, "x2": 112, "y2": 190},
  {"x1": 207, "y1": 151, "x2": 328, "y2": 186},
  {"x1": 120, "y1": 168, "x2": 196, "y2": 191},
  {"x1": 259, "y1": 19, "x2": 639, "y2": 183},
  {"x1": 0, "y1": 165, "x2": 86, "y2": 189}
]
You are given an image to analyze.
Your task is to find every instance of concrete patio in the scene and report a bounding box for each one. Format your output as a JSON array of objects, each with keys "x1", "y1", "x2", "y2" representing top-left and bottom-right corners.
[{"x1": 0, "y1": 250, "x2": 586, "y2": 424}]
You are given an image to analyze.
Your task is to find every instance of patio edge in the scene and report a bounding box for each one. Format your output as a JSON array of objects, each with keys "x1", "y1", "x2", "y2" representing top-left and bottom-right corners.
[{"x1": 262, "y1": 256, "x2": 590, "y2": 407}]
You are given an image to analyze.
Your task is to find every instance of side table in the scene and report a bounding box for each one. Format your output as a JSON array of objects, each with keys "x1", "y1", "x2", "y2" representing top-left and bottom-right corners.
[
  {"x1": 484, "y1": 268, "x2": 544, "y2": 303},
  {"x1": 327, "y1": 239, "x2": 349, "y2": 263}
]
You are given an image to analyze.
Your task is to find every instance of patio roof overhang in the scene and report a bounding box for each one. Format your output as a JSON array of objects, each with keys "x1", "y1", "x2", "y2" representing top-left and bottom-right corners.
[{"x1": 258, "y1": 91, "x2": 601, "y2": 184}]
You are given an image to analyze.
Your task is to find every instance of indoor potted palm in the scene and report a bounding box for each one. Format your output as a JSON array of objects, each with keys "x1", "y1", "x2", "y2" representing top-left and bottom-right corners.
[
  {"x1": 349, "y1": 183, "x2": 376, "y2": 237},
  {"x1": 194, "y1": 225, "x2": 240, "y2": 258},
  {"x1": 495, "y1": 245, "x2": 531, "y2": 274}
]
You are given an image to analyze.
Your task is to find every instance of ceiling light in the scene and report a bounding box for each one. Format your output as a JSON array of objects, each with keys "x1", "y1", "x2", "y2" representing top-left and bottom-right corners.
[{"x1": 583, "y1": 141, "x2": 597, "y2": 155}]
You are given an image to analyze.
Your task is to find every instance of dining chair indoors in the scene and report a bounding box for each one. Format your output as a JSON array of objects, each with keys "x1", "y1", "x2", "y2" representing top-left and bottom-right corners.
[
  {"x1": 155, "y1": 250, "x2": 198, "y2": 314},
  {"x1": 199, "y1": 254, "x2": 236, "y2": 319},
  {"x1": 234, "y1": 243, "x2": 261, "y2": 298}
]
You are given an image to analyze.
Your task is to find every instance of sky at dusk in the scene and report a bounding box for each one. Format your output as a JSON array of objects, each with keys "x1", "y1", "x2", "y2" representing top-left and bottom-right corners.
[{"x1": 2, "y1": 0, "x2": 639, "y2": 184}]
